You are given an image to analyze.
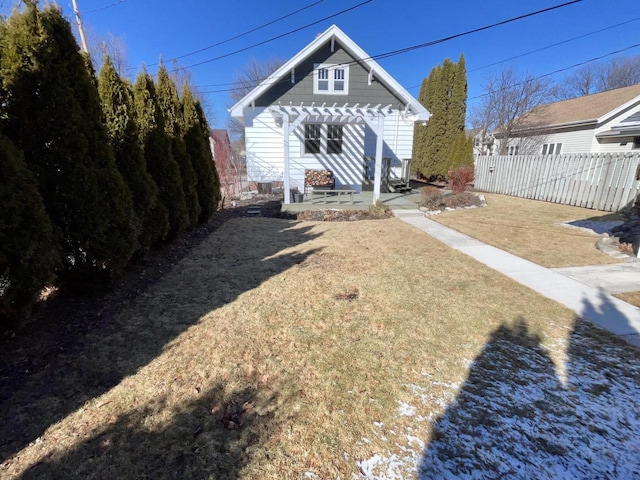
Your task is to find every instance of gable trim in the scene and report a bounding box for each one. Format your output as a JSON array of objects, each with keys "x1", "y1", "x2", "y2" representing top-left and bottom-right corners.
[{"x1": 229, "y1": 24, "x2": 427, "y2": 120}]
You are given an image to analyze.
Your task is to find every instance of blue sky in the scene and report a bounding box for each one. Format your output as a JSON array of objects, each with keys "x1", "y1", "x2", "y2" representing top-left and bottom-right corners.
[{"x1": 2, "y1": 0, "x2": 639, "y2": 128}]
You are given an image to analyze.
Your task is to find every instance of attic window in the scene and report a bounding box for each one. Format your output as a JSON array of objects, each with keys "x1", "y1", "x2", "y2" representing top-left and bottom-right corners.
[{"x1": 314, "y1": 64, "x2": 349, "y2": 95}]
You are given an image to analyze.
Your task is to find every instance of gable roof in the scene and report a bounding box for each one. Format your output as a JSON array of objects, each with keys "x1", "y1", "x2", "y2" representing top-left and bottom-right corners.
[
  {"x1": 517, "y1": 83, "x2": 640, "y2": 131},
  {"x1": 210, "y1": 129, "x2": 230, "y2": 144},
  {"x1": 229, "y1": 25, "x2": 427, "y2": 120}
]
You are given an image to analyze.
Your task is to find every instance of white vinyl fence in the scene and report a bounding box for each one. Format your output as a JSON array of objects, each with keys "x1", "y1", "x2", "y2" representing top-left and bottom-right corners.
[{"x1": 475, "y1": 153, "x2": 640, "y2": 213}]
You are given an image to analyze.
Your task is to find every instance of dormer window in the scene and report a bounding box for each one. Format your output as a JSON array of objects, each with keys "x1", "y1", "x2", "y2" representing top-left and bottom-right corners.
[{"x1": 314, "y1": 64, "x2": 349, "y2": 95}]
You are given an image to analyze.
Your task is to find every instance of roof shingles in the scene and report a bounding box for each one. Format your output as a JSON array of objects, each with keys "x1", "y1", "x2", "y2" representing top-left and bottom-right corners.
[{"x1": 520, "y1": 83, "x2": 640, "y2": 129}]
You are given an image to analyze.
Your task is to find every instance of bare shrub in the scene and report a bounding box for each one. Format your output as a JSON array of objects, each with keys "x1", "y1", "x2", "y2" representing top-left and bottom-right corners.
[
  {"x1": 420, "y1": 186, "x2": 444, "y2": 209},
  {"x1": 448, "y1": 166, "x2": 475, "y2": 194},
  {"x1": 443, "y1": 192, "x2": 484, "y2": 209}
]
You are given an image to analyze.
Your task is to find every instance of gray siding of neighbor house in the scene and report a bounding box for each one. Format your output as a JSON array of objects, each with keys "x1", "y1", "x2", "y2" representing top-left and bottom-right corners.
[{"x1": 255, "y1": 41, "x2": 406, "y2": 108}]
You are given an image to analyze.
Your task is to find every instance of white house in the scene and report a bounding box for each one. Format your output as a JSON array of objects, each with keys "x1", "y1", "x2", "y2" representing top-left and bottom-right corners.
[
  {"x1": 493, "y1": 83, "x2": 640, "y2": 156},
  {"x1": 229, "y1": 25, "x2": 430, "y2": 204}
]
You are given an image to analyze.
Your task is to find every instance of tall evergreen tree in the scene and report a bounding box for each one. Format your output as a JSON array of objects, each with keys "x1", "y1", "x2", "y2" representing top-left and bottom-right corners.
[
  {"x1": 195, "y1": 100, "x2": 222, "y2": 210},
  {"x1": 0, "y1": 2, "x2": 137, "y2": 282},
  {"x1": 182, "y1": 84, "x2": 220, "y2": 223},
  {"x1": 156, "y1": 64, "x2": 200, "y2": 228},
  {"x1": 98, "y1": 55, "x2": 169, "y2": 252},
  {"x1": 0, "y1": 134, "x2": 60, "y2": 322},
  {"x1": 412, "y1": 54, "x2": 469, "y2": 179},
  {"x1": 133, "y1": 71, "x2": 189, "y2": 236}
]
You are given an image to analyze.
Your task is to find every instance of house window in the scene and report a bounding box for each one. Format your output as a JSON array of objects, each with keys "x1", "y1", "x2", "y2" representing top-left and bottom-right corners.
[
  {"x1": 314, "y1": 64, "x2": 349, "y2": 94},
  {"x1": 303, "y1": 124, "x2": 344, "y2": 155},
  {"x1": 633, "y1": 137, "x2": 640, "y2": 149},
  {"x1": 327, "y1": 125, "x2": 343, "y2": 154},
  {"x1": 304, "y1": 124, "x2": 321, "y2": 154},
  {"x1": 508, "y1": 145, "x2": 519, "y2": 156},
  {"x1": 317, "y1": 68, "x2": 329, "y2": 91},
  {"x1": 542, "y1": 143, "x2": 562, "y2": 155}
]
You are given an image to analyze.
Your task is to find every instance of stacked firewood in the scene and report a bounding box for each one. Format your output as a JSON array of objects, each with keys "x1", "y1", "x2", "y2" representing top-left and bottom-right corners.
[{"x1": 304, "y1": 169, "x2": 334, "y2": 186}]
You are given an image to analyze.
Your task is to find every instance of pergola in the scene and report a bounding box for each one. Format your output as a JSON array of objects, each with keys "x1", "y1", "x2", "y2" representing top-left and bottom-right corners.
[{"x1": 269, "y1": 103, "x2": 429, "y2": 204}]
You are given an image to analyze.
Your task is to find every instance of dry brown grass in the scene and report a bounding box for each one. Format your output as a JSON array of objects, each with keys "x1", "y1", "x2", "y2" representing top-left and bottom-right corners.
[
  {"x1": 1, "y1": 216, "x2": 637, "y2": 478},
  {"x1": 432, "y1": 193, "x2": 625, "y2": 268},
  {"x1": 614, "y1": 291, "x2": 640, "y2": 308}
]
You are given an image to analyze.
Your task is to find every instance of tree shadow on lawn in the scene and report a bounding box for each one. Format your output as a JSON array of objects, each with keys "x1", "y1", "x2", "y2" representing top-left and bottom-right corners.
[
  {"x1": 419, "y1": 300, "x2": 640, "y2": 478},
  {"x1": 0, "y1": 217, "x2": 320, "y2": 465},
  {"x1": 19, "y1": 380, "x2": 277, "y2": 480}
]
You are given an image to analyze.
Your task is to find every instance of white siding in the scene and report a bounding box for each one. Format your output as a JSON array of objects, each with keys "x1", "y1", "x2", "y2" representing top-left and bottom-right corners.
[
  {"x1": 291, "y1": 123, "x2": 365, "y2": 191},
  {"x1": 244, "y1": 107, "x2": 284, "y2": 183},
  {"x1": 540, "y1": 129, "x2": 594, "y2": 154},
  {"x1": 364, "y1": 111, "x2": 415, "y2": 179},
  {"x1": 244, "y1": 108, "x2": 415, "y2": 192},
  {"x1": 495, "y1": 128, "x2": 595, "y2": 155}
]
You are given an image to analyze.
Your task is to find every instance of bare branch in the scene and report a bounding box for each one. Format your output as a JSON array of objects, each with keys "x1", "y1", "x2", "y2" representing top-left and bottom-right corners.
[{"x1": 471, "y1": 66, "x2": 552, "y2": 155}]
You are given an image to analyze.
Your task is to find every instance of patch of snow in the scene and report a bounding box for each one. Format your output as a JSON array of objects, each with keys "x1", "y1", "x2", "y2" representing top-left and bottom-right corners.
[
  {"x1": 397, "y1": 401, "x2": 416, "y2": 417},
  {"x1": 356, "y1": 325, "x2": 640, "y2": 479}
]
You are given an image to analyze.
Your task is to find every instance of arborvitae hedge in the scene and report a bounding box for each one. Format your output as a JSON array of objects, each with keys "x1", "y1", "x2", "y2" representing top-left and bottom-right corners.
[
  {"x1": 0, "y1": 2, "x2": 137, "y2": 283},
  {"x1": 195, "y1": 100, "x2": 222, "y2": 212},
  {"x1": 98, "y1": 56, "x2": 169, "y2": 252},
  {"x1": 412, "y1": 54, "x2": 469, "y2": 179},
  {"x1": 133, "y1": 71, "x2": 190, "y2": 237},
  {"x1": 0, "y1": 134, "x2": 60, "y2": 322},
  {"x1": 182, "y1": 84, "x2": 220, "y2": 223},
  {"x1": 156, "y1": 64, "x2": 200, "y2": 228}
]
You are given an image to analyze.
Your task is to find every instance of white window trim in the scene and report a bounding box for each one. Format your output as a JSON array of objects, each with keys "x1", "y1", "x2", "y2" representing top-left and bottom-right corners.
[
  {"x1": 313, "y1": 63, "x2": 349, "y2": 95},
  {"x1": 542, "y1": 142, "x2": 562, "y2": 155}
]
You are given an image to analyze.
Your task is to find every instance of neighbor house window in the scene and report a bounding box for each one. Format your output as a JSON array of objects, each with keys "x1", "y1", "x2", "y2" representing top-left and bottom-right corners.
[
  {"x1": 327, "y1": 125, "x2": 343, "y2": 154},
  {"x1": 508, "y1": 145, "x2": 519, "y2": 156},
  {"x1": 314, "y1": 64, "x2": 349, "y2": 94},
  {"x1": 542, "y1": 143, "x2": 562, "y2": 154},
  {"x1": 304, "y1": 124, "x2": 321, "y2": 154},
  {"x1": 633, "y1": 136, "x2": 640, "y2": 149}
]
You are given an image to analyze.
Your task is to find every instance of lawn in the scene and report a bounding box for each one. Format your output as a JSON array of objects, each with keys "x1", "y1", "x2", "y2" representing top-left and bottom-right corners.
[
  {"x1": 1, "y1": 215, "x2": 639, "y2": 479},
  {"x1": 432, "y1": 193, "x2": 626, "y2": 268}
]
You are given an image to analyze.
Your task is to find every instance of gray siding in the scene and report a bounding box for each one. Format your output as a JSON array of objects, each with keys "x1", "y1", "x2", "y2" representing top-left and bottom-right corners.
[{"x1": 255, "y1": 41, "x2": 406, "y2": 108}]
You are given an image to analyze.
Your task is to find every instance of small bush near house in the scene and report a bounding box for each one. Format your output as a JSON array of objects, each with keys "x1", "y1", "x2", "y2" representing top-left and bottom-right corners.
[
  {"x1": 420, "y1": 186, "x2": 445, "y2": 209},
  {"x1": 448, "y1": 166, "x2": 474, "y2": 194},
  {"x1": 443, "y1": 191, "x2": 484, "y2": 209},
  {"x1": 369, "y1": 200, "x2": 390, "y2": 215}
]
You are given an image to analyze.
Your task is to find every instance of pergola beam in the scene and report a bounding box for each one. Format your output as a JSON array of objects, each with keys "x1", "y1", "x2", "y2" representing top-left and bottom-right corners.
[{"x1": 270, "y1": 103, "x2": 392, "y2": 205}]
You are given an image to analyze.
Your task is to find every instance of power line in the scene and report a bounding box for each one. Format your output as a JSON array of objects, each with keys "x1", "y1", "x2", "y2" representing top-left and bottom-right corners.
[
  {"x1": 85, "y1": 0, "x2": 126, "y2": 14},
  {"x1": 147, "y1": 0, "x2": 325, "y2": 69},
  {"x1": 360, "y1": 0, "x2": 584, "y2": 64},
  {"x1": 469, "y1": 42, "x2": 640, "y2": 101},
  {"x1": 176, "y1": 0, "x2": 374, "y2": 72},
  {"x1": 195, "y1": 0, "x2": 585, "y2": 94},
  {"x1": 468, "y1": 16, "x2": 640, "y2": 73}
]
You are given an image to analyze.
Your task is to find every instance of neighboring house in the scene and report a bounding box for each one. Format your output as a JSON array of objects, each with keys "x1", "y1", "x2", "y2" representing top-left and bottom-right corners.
[
  {"x1": 493, "y1": 83, "x2": 640, "y2": 155},
  {"x1": 229, "y1": 24, "x2": 430, "y2": 203},
  {"x1": 209, "y1": 129, "x2": 231, "y2": 166},
  {"x1": 467, "y1": 128, "x2": 495, "y2": 157}
]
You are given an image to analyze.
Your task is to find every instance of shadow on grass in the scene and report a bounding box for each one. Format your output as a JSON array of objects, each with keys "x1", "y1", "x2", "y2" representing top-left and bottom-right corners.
[
  {"x1": 419, "y1": 297, "x2": 640, "y2": 478},
  {"x1": 19, "y1": 381, "x2": 275, "y2": 480},
  {"x1": 0, "y1": 216, "x2": 318, "y2": 466}
]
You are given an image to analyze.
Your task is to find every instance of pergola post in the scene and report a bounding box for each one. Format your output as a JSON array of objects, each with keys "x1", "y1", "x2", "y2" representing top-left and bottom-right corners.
[
  {"x1": 282, "y1": 114, "x2": 291, "y2": 204},
  {"x1": 373, "y1": 114, "x2": 385, "y2": 203}
]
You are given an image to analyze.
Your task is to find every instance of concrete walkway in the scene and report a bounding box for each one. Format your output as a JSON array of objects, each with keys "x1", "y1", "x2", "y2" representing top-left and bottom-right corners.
[{"x1": 393, "y1": 209, "x2": 640, "y2": 347}]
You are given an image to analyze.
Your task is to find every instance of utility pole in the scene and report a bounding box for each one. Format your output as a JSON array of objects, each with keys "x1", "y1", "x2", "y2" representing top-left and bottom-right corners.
[{"x1": 71, "y1": 0, "x2": 89, "y2": 54}]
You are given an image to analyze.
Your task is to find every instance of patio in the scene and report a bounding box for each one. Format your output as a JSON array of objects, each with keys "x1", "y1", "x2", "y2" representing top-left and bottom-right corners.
[{"x1": 280, "y1": 190, "x2": 423, "y2": 212}]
